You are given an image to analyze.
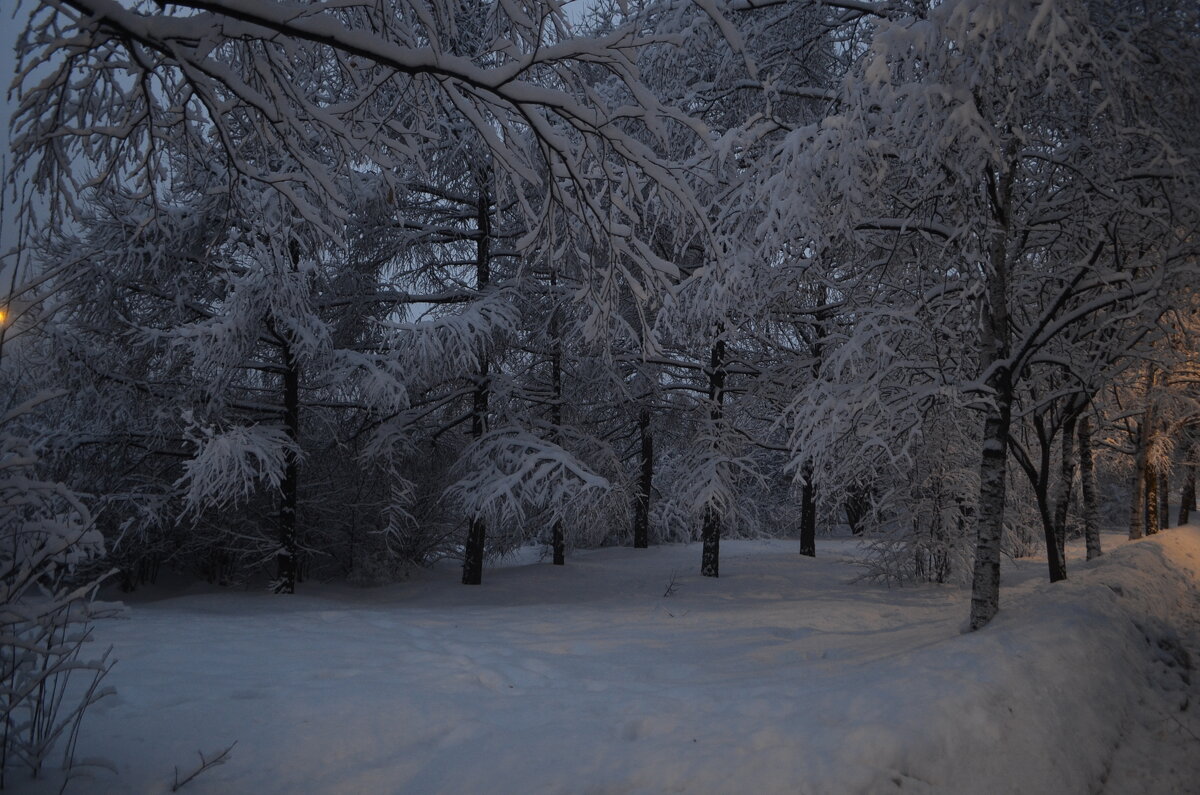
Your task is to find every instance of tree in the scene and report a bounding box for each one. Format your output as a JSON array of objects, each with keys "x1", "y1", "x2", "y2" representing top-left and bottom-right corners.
[
  {"x1": 758, "y1": 0, "x2": 1200, "y2": 627},
  {"x1": 13, "y1": 0, "x2": 739, "y2": 588},
  {"x1": 14, "y1": 0, "x2": 707, "y2": 327}
]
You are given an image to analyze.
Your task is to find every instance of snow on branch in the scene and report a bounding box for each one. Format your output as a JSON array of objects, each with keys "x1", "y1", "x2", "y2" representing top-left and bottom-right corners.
[
  {"x1": 175, "y1": 414, "x2": 298, "y2": 512},
  {"x1": 386, "y1": 288, "x2": 522, "y2": 384},
  {"x1": 14, "y1": 0, "x2": 715, "y2": 304},
  {"x1": 445, "y1": 427, "x2": 610, "y2": 530}
]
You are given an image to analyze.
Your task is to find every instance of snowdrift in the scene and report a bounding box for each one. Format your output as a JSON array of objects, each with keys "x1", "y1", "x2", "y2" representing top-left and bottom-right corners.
[{"x1": 800, "y1": 529, "x2": 1200, "y2": 794}]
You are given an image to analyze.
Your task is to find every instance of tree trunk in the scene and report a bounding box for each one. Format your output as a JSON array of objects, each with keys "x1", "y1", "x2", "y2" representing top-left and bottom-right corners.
[
  {"x1": 550, "y1": 267, "x2": 565, "y2": 566},
  {"x1": 1034, "y1": 485, "x2": 1064, "y2": 582},
  {"x1": 1159, "y1": 462, "x2": 1170, "y2": 530},
  {"x1": 1180, "y1": 444, "x2": 1196, "y2": 526},
  {"x1": 1129, "y1": 436, "x2": 1147, "y2": 540},
  {"x1": 700, "y1": 504, "x2": 720, "y2": 578},
  {"x1": 1048, "y1": 413, "x2": 1076, "y2": 582},
  {"x1": 551, "y1": 522, "x2": 565, "y2": 565},
  {"x1": 462, "y1": 183, "x2": 491, "y2": 585},
  {"x1": 971, "y1": 375, "x2": 1012, "y2": 629},
  {"x1": 462, "y1": 516, "x2": 486, "y2": 586},
  {"x1": 274, "y1": 239, "x2": 305, "y2": 595},
  {"x1": 1030, "y1": 417, "x2": 1066, "y2": 583},
  {"x1": 969, "y1": 159, "x2": 1014, "y2": 631},
  {"x1": 800, "y1": 286, "x2": 825, "y2": 557},
  {"x1": 844, "y1": 485, "x2": 868, "y2": 536},
  {"x1": 275, "y1": 338, "x2": 300, "y2": 594},
  {"x1": 700, "y1": 337, "x2": 725, "y2": 578},
  {"x1": 634, "y1": 406, "x2": 652, "y2": 549},
  {"x1": 1146, "y1": 465, "x2": 1159, "y2": 536},
  {"x1": 1078, "y1": 415, "x2": 1103, "y2": 560},
  {"x1": 1129, "y1": 371, "x2": 1154, "y2": 540},
  {"x1": 954, "y1": 492, "x2": 974, "y2": 579},
  {"x1": 799, "y1": 461, "x2": 816, "y2": 557},
  {"x1": 462, "y1": 362, "x2": 490, "y2": 585}
]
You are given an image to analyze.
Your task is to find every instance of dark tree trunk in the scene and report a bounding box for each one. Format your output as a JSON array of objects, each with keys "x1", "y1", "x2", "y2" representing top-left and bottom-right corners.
[
  {"x1": 550, "y1": 267, "x2": 565, "y2": 566},
  {"x1": 700, "y1": 505, "x2": 720, "y2": 578},
  {"x1": 1028, "y1": 416, "x2": 1066, "y2": 583},
  {"x1": 551, "y1": 524, "x2": 565, "y2": 566},
  {"x1": 634, "y1": 407, "x2": 652, "y2": 549},
  {"x1": 1185, "y1": 449, "x2": 1195, "y2": 528},
  {"x1": 800, "y1": 287, "x2": 825, "y2": 557},
  {"x1": 844, "y1": 485, "x2": 868, "y2": 536},
  {"x1": 462, "y1": 183, "x2": 491, "y2": 585},
  {"x1": 1146, "y1": 466, "x2": 1159, "y2": 536},
  {"x1": 1078, "y1": 415, "x2": 1103, "y2": 560},
  {"x1": 462, "y1": 517, "x2": 486, "y2": 586},
  {"x1": 276, "y1": 343, "x2": 300, "y2": 594},
  {"x1": 1036, "y1": 494, "x2": 1065, "y2": 582},
  {"x1": 1129, "y1": 372, "x2": 1154, "y2": 540},
  {"x1": 800, "y1": 461, "x2": 816, "y2": 557},
  {"x1": 700, "y1": 337, "x2": 725, "y2": 578},
  {"x1": 1159, "y1": 463, "x2": 1170, "y2": 530},
  {"x1": 955, "y1": 493, "x2": 974, "y2": 572},
  {"x1": 1129, "y1": 437, "x2": 1147, "y2": 540},
  {"x1": 1048, "y1": 413, "x2": 1077, "y2": 582},
  {"x1": 274, "y1": 238, "x2": 305, "y2": 595},
  {"x1": 462, "y1": 361, "x2": 490, "y2": 585}
]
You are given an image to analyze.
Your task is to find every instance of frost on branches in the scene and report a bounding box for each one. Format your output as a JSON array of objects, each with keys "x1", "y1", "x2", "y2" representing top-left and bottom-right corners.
[
  {"x1": 5, "y1": 0, "x2": 1199, "y2": 631},
  {"x1": 0, "y1": 395, "x2": 114, "y2": 787}
]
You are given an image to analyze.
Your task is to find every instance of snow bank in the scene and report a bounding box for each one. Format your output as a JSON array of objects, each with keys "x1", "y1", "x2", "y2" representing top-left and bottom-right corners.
[{"x1": 812, "y1": 528, "x2": 1200, "y2": 794}]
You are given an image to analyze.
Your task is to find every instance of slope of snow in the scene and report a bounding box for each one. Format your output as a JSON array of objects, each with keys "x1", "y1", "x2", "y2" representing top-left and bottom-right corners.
[{"x1": 13, "y1": 529, "x2": 1200, "y2": 794}]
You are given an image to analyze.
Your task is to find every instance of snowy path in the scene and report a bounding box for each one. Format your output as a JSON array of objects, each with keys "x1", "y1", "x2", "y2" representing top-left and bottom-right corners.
[{"x1": 15, "y1": 530, "x2": 1200, "y2": 794}]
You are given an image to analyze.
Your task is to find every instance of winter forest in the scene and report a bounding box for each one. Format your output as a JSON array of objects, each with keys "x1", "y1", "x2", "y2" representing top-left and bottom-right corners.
[{"x1": 2, "y1": 0, "x2": 1200, "y2": 791}]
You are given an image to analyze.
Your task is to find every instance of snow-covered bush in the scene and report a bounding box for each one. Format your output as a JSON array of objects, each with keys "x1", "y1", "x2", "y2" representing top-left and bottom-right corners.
[
  {"x1": 0, "y1": 395, "x2": 114, "y2": 786},
  {"x1": 856, "y1": 462, "x2": 978, "y2": 586}
]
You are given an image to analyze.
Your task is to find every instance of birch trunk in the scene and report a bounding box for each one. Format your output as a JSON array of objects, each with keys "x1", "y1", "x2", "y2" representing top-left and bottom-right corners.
[{"x1": 969, "y1": 160, "x2": 1014, "y2": 631}]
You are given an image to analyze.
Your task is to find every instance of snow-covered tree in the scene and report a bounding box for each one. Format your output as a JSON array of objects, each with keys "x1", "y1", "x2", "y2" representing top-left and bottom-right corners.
[{"x1": 760, "y1": 0, "x2": 1200, "y2": 627}]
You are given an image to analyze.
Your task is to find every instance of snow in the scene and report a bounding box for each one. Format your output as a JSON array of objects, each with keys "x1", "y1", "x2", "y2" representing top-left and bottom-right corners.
[{"x1": 13, "y1": 529, "x2": 1200, "y2": 794}]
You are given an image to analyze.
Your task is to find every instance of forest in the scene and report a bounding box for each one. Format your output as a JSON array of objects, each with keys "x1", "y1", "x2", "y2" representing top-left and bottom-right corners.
[{"x1": 1, "y1": 0, "x2": 1199, "y2": 790}]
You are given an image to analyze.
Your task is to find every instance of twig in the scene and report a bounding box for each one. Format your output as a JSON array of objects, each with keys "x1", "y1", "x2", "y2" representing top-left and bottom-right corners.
[
  {"x1": 663, "y1": 570, "x2": 680, "y2": 598},
  {"x1": 1161, "y1": 708, "x2": 1200, "y2": 743},
  {"x1": 172, "y1": 742, "x2": 237, "y2": 792}
]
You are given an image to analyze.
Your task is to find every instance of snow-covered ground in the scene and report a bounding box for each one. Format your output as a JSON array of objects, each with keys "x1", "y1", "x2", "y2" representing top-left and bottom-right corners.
[{"x1": 14, "y1": 528, "x2": 1200, "y2": 794}]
